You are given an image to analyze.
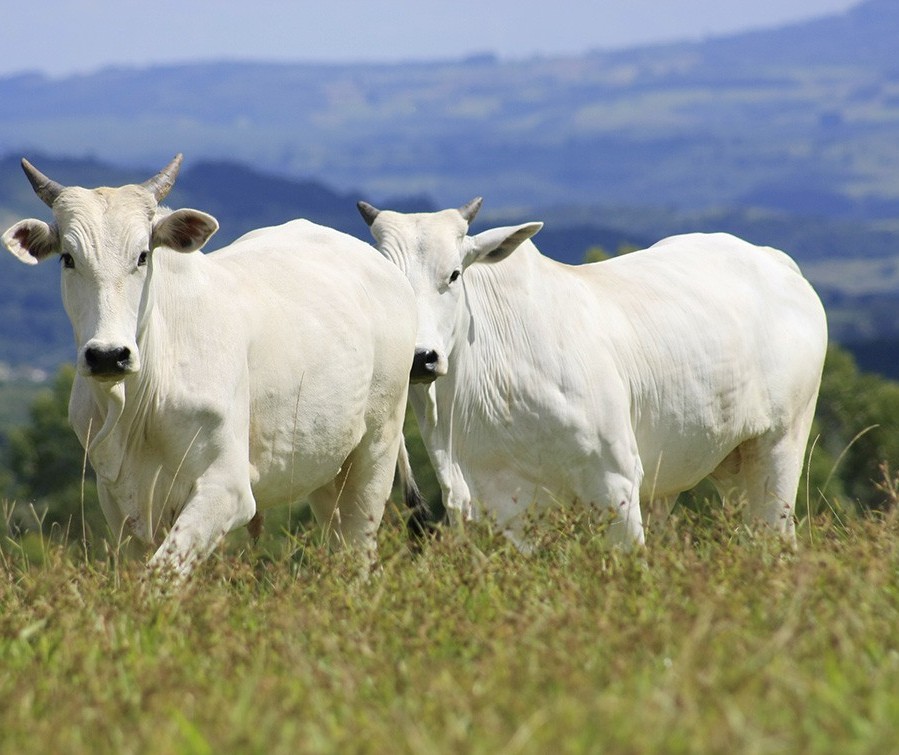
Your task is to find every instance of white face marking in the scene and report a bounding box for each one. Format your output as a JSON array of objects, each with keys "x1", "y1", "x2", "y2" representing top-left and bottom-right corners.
[
  {"x1": 366, "y1": 203, "x2": 541, "y2": 383},
  {"x1": 372, "y1": 209, "x2": 470, "y2": 382},
  {"x1": 55, "y1": 185, "x2": 156, "y2": 379}
]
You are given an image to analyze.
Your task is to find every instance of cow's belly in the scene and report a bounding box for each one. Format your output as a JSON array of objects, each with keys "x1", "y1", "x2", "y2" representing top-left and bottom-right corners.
[
  {"x1": 246, "y1": 391, "x2": 369, "y2": 508},
  {"x1": 454, "y1": 402, "x2": 763, "y2": 521},
  {"x1": 463, "y1": 464, "x2": 560, "y2": 525},
  {"x1": 455, "y1": 427, "x2": 589, "y2": 526},
  {"x1": 633, "y1": 393, "x2": 776, "y2": 499},
  {"x1": 247, "y1": 425, "x2": 368, "y2": 509},
  {"x1": 635, "y1": 431, "x2": 745, "y2": 500}
]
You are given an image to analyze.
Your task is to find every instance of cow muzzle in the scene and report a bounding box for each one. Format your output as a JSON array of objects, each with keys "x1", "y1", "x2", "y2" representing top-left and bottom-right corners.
[
  {"x1": 410, "y1": 347, "x2": 446, "y2": 383},
  {"x1": 82, "y1": 343, "x2": 139, "y2": 380}
]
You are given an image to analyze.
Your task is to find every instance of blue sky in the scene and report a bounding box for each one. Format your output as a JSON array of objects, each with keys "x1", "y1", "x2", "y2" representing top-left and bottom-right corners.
[{"x1": 8, "y1": 0, "x2": 859, "y2": 78}]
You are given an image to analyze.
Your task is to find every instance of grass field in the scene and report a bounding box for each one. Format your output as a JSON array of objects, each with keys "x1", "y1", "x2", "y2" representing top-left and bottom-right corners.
[{"x1": 1, "y1": 499, "x2": 898, "y2": 754}]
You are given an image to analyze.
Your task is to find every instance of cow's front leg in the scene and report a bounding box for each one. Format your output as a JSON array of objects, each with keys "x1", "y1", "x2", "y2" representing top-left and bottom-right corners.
[
  {"x1": 604, "y1": 480, "x2": 646, "y2": 548},
  {"x1": 590, "y1": 437, "x2": 646, "y2": 549},
  {"x1": 148, "y1": 474, "x2": 256, "y2": 577}
]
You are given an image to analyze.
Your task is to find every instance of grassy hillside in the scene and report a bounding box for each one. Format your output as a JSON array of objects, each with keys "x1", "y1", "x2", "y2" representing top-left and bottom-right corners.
[{"x1": 0, "y1": 504, "x2": 897, "y2": 753}]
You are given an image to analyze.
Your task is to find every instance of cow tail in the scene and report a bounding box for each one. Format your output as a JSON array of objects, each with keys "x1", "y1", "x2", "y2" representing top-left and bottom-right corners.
[{"x1": 397, "y1": 434, "x2": 433, "y2": 541}]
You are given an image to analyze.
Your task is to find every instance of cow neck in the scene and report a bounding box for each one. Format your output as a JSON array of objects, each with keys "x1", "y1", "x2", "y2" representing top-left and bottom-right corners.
[
  {"x1": 413, "y1": 249, "x2": 545, "y2": 519},
  {"x1": 453, "y1": 242, "x2": 543, "y2": 412},
  {"x1": 84, "y1": 378, "x2": 127, "y2": 483},
  {"x1": 134, "y1": 246, "x2": 195, "y2": 391}
]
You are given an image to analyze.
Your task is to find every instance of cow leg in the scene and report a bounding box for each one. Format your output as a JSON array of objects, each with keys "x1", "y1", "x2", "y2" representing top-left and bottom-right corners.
[
  {"x1": 712, "y1": 411, "x2": 815, "y2": 546},
  {"x1": 96, "y1": 484, "x2": 150, "y2": 559},
  {"x1": 643, "y1": 495, "x2": 676, "y2": 538},
  {"x1": 308, "y1": 477, "x2": 381, "y2": 557},
  {"x1": 599, "y1": 474, "x2": 646, "y2": 549},
  {"x1": 749, "y1": 431, "x2": 807, "y2": 544},
  {"x1": 148, "y1": 474, "x2": 256, "y2": 576},
  {"x1": 306, "y1": 483, "x2": 341, "y2": 548},
  {"x1": 306, "y1": 479, "x2": 382, "y2": 569},
  {"x1": 307, "y1": 434, "x2": 398, "y2": 565},
  {"x1": 582, "y1": 431, "x2": 646, "y2": 548},
  {"x1": 577, "y1": 467, "x2": 646, "y2": 548}
]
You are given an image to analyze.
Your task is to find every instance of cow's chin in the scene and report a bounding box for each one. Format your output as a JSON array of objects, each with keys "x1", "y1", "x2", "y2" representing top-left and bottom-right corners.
[
  {"x1": 409, "y1": 372, "x2": 439, "y2": 385},
  {"x1": 409, "y1": 362, "x2": 447, "y2": 384},
  {"x1": 79, "y1": 363, "x2": 140, "y2": 383},
  {"x1": 87, "y1": 370, "x2": 134, "y2": 384},
  {"x1": 90, "y1": 372, "x2": 134, "y2": 383}
]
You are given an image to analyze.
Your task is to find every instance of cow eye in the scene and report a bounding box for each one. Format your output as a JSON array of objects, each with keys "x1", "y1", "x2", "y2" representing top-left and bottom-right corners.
[
  {"x1": 137, "y1": 251, "x2": 149, "y2": 267},
  {"x1": 60, "y1": 253, "x2": 74, "y2": 269},
  {"x1": 449, "y1": 269, "x2": 461, "y2": 284}
]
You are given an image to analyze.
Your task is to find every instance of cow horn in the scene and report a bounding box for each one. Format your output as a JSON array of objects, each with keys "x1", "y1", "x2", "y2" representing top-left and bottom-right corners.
[
  {"x1": 459, "y1": 197, "x2": 483, "y2": 224},
  {"x1": 357, "y1": 200, "x2": 381, "y2": 227},
  {"x1": 142, "y1": 153, "x2": 184, "y2": 202},
  {"x1": 21, "y1": 158, "x2": 65, "y2": 207}
]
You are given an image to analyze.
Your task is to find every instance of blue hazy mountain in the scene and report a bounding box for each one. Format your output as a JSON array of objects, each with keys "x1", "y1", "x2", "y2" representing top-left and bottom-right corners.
[{"x1": 1, "y1": 0, "x2": 897, "y2": 215}]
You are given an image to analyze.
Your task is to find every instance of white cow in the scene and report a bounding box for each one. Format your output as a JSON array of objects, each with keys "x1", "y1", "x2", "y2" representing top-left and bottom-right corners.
[
  {"x1": 2, "y1": 155, "x2": 417, "y2": 575},
  {"x1": 359, "y1": 198, "x2": 828, "y2": 547}
]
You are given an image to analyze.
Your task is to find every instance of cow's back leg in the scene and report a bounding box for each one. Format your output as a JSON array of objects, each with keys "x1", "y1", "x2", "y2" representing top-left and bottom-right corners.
[
  {"x1": 571, "y1": 432, "x2": 647, "y2": 547},
  {"x1": 643, "y1": 495, "x2": 676, "y2": 538},
  {"x1": 306, "y1": 482, "x2": 344, "y2": 549},
  {"x1": 307, "y1": 413, "x2": 404, "y2": 563},
  {"x1": 97, "y1": 484, "x2": 149, "y2": 558},
  {"x1": 307, "y1": 458, "x2": 385, "y2": 562},
  {"x1": 711, "y1": 401, "x2": 816, "y2": 544},
  {"x1": 711, "y1": 436, "x2": 797, "y2": 542}
]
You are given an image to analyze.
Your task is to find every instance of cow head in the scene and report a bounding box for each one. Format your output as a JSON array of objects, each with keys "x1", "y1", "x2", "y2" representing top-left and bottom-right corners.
[
  {"x1": 358, "y1": 198, "x2": 542, "y2": 383},
  {"x1": 2, "y1": 155, "x2": 218, "y2": 382}
]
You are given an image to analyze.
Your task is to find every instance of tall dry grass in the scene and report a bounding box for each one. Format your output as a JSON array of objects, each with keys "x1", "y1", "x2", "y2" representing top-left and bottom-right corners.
[{"x1": 0, "y1": 499, "x2": 897, "y2": 753}]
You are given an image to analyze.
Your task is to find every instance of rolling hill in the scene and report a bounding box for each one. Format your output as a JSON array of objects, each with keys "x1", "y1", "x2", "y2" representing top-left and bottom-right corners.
[{"x1": 2, "y1": 1, "x2": 899, "y2": 216}]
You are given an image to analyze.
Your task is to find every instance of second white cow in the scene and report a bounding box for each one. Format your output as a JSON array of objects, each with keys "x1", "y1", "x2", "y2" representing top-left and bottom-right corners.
[
  {"x1": 359, "y1": 198, "x2": 828, "y2": 547},
  {"x1": 2, "y1": 155, "x2": 418, "y2": 575}
]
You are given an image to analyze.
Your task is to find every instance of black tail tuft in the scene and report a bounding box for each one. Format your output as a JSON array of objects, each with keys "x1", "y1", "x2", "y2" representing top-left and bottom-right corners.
[
  {"x1": 404, "y1": 484, "x2": 439, "y2": 541},
  {"x1": 397, "y1": 433, "x2": 440, "y2": 544}
]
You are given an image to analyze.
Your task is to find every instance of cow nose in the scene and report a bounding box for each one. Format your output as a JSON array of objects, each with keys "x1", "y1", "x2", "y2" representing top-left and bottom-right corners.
[
  {"x1": 84, "y1": 345, "x2": 132, "y2": 375},
  {"x1": 410, "y1": 348, "x2": 440, "y2": 383}
]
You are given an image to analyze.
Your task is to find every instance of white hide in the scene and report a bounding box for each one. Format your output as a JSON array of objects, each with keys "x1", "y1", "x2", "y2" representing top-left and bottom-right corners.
[
  {"x1": 3, "y1": 161, "x2": 417, "y2": 575},
  {"x1": 362, "y1": 202, "x2": 828, "y2": 547}
]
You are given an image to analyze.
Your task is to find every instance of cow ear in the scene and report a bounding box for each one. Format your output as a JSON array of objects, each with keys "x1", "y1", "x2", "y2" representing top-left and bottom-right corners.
[
  {"x1": 464, "y1": 222, "x2": 543, "y2": 267},
  {"x1": 2, "y1": 219, "x2": 60, "y2": 265},
  {"x1": 152, "y1": 209, "x2": 219, "y2": 253}
]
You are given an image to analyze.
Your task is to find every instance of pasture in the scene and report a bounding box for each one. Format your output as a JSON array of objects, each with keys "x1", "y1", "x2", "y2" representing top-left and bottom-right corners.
[{"x1": 1, "y1": 497, "x2": 898, "y2": 754}]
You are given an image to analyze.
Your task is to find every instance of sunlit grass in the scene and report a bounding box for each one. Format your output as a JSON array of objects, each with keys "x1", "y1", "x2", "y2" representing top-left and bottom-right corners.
[{"x1": 0, "y1": 498, "x2": 898, "y2": 754}]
